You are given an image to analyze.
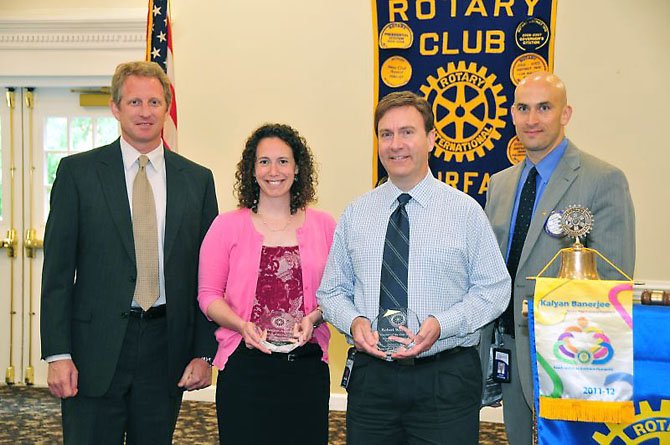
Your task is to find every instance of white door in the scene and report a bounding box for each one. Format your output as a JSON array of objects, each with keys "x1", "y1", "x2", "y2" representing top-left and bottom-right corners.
[{"x1": 0, "y1": 87, "x2": 118, "y2": 387}]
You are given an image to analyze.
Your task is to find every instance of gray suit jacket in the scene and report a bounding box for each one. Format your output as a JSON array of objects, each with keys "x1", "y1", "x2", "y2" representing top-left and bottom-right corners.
[
  {"x1": 40, "y1": 139, "x2": 219, "y2": 397},
  {"x1": 480, "y1": 140, "x2": 635, "y2": 407}
]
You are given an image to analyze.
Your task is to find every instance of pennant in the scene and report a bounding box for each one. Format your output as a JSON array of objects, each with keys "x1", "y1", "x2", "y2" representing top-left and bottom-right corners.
[{"x1": 532, "y1": 278, "x2": 634, "y2": 423}]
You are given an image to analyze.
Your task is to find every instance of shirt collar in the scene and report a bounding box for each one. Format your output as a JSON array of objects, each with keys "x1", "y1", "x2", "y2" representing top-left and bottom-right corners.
[
  {"x1": 120, "y1": 137, "x2": 165, "y2": 172},
  {"x1": 525, "y1": 137, "x2": 568, "y2": 183},
  {"x1": 384, "y1": 171, "x2": 434, "y2": 209}
]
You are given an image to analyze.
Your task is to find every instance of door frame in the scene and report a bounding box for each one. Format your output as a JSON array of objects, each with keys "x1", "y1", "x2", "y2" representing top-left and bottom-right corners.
[{"x1": 0, "y1": 10, "x2": 145, "y2": 387}]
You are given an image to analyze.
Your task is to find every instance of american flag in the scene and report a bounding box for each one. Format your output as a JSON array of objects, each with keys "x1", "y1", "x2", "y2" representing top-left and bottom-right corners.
[{"x1": 146, "y1": 0, "x2": 178, "y2": 151}]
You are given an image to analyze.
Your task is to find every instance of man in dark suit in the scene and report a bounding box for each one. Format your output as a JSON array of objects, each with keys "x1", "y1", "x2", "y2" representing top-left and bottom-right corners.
[
  {"x1": 40, "y1": 61, "x2": 219, "y2": 444},
  {"x1": 480, "y1": 72, "x2": 635, "y2": 445}
]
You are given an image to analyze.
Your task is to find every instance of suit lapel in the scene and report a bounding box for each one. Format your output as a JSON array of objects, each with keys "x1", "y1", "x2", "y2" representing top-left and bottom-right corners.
[
  {"x1": 164, "y1": 151, "x2": 186, "y2": 263},
  {"x1": 96, "y1": 140, "x2": 135, "y2": 262},
  {"x1": 518, "y1": 142, "x2": 581, "y2": 272}
]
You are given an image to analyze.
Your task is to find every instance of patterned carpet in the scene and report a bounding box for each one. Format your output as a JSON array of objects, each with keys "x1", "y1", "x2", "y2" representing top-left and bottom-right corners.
[{"x1": 0, "y1": 386, "x2": 508, "y2": 444}]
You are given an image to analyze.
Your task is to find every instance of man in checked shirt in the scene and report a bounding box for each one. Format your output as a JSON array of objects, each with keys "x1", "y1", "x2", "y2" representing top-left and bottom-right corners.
[{"x1": 318, "y1": 91, "x2": 510, "y2": 444}]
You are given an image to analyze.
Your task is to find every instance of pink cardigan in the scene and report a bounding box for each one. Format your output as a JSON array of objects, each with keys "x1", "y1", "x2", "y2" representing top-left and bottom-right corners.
[{"x1": 198, "y1": 207, "x2": 336, "y2": 370}]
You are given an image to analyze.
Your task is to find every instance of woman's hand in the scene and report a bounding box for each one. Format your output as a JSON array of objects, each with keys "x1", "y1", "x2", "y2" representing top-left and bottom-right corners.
[
  {"x1": 294, "y1": 317, "x2": 315, "y2": 346},
  {"x1": 294, "y1": 307, "x2": 324, "y2": 345},
  {"x1": 240, "y1": 321, "x2": 272, "y2": 354}
]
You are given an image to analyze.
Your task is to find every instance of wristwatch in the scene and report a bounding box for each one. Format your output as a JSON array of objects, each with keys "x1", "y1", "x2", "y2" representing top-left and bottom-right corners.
[
  {"x1": 199, "y1": 356, "x2": 213, "y2": 366},
  {"x1": 313, "y1": 306, "x2": 325, "y2": 328}
]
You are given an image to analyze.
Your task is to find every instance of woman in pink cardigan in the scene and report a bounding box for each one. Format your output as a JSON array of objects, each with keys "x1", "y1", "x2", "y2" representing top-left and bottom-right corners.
[{"x1": 198, "y1": 124, "x2": 335, "y2": 445}]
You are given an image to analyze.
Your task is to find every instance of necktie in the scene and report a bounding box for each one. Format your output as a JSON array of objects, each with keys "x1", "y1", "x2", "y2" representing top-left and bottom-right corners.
[
  {"x1": 501, "y1": 167, "x2": 538, "y2": 334},
  {"x1": 132, "y1": 155, "x2": 159, "y2": 311},
  {"x1": 380, "y1": 193, "x2": 411, "y2": 310}
]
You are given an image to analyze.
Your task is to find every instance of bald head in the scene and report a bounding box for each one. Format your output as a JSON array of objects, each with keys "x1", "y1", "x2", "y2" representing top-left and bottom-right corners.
[
  {"x1": 511, "y1": 71, "x2": 573, "y2": 163},
  {"x1": 516, "y1": 71, "x2": 568, "y2": 107}
]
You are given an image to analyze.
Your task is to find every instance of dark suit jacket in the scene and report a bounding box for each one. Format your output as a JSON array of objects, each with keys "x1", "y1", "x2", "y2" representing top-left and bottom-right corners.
[
  {"x1": 40, "y1": 139, "x2": 218, "y2": 397},
  {"x1": 480, "y1": 140, "x2": 636, "y2": 407}
]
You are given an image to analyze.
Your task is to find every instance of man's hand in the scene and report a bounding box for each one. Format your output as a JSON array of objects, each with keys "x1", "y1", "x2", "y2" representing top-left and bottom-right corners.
[
  {"x1": 177, "y1": 358, "x2": 213, "y2": 391},
  {"x1": 47, "y1": 359, "x2": 79, "y2": 399},
  {"x1": 391, "y1": 316, "x2": 441, "y2": 359},
  {"x1": 351, "y1": 317, "x2": 385, "y2": 359}
]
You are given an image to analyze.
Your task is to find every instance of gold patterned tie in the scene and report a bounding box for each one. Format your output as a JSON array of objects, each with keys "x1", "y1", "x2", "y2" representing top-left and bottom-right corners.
[{"x1": 132, "y1": 155, "x2": 159, "y2": 310}]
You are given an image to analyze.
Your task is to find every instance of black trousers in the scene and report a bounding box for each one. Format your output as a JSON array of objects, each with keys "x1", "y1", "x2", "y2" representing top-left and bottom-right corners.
[
  {"x1": 62, "y1": 316, "x2": 181, "y2": 445},
  {"x1": 346, "y1": 347, "x2": 482, "y2": 445},
  {"x1": 216, "y1": 343, "x2": 330, "y2": 445}
]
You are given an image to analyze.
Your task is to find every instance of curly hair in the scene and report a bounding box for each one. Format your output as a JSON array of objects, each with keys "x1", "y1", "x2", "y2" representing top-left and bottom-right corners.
[{"x1": 234, "y1": 123, "x2": 318, "y2": 213}]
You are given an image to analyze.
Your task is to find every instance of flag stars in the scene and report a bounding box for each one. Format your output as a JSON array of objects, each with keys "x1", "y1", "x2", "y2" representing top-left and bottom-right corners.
[
  {"x1": 152, "y1": 47, "x2": 161, "y2": 59},
  {"x1": 153, "y1": 5, "x2": 162, "y2": 16},
  {"x1": 157, "y1": 31, "x2": 167, "y2": 42}
]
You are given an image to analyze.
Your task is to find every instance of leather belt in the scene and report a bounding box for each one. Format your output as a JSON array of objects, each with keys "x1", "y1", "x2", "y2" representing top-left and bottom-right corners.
[
  {"x1": 361, "y1": 346, "x2": 471, "y2": 366},
  {"x1": 237, "y1": 342, "x2": 322, "y2": 362},
  {"x1": 395, "y1": 346, "x2": 468, "y2": 366},
  {"x1": 126, "y1": 304, "x2": 166, "y2": 320}
]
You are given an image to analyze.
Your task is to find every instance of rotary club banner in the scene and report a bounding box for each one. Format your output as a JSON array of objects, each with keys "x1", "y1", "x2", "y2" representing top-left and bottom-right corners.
[
  {"x1": 530, "y1": 302, "x2": 670, "y2": 444},
  {"x1": 372, "y1": 0, "x2": 557, "y2": 205},
  {"x1": 532, "y1": 278, "x2": 634, "y2": 423}
]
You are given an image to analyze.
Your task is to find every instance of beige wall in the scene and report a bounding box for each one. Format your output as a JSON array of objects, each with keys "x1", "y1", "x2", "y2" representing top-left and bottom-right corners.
[{"x1": 4, "y1": 0, "x2": 669, "y2": 395}]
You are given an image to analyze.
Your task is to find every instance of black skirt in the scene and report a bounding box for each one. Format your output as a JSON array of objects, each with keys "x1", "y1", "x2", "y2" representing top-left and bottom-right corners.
[{"x1": 216, "y1": 342, "x2": 330, "y2": 445}]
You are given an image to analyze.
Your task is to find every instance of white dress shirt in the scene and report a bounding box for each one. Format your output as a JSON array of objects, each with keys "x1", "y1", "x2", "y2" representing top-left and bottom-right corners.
[{"x1": 120, "y1": 137, "x2": 167, "y2": 308}]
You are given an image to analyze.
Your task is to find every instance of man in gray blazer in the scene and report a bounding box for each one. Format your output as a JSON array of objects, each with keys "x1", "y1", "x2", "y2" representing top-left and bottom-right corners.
[
  {"x1": 480, "y1": 72, "x2": 635, "y2": 445},
  {"x1": 40, "y1": 61, "x2": 219, "y2": 444}
]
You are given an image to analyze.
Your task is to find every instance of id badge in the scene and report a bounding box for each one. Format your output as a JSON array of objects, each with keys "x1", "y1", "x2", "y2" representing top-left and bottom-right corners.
[
  {"x1": 340, "y1": 348, "x2": 356, "y2": 389},
  {"x1": 492, "y1": 347, "x2": 511, "y2": 383}
]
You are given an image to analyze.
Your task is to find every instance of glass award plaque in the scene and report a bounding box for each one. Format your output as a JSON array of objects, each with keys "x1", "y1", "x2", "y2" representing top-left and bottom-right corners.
[
  {"x1": 372, "y1": 307, "x2": 420, "y2": 358},
  {"x1": 257, "y1": 310, "x2": 302, "y2": 353}
]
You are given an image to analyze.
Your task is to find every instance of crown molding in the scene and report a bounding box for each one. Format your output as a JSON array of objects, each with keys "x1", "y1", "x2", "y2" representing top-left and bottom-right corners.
[
  {"x1": 0, "y1": 16, "x2": 145, "y2": 50},
  {"x1": 0, "y1": 13, "x2": 146, "y2": 85}
]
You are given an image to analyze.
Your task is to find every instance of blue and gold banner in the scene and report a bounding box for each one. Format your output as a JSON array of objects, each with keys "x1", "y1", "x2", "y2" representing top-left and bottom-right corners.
[
  {"x1": 530, "y1": 303, "x2": 670, "y2": 444},
  {"x1": 372, "y1": 0, "x2": 557, "y2": 205}
]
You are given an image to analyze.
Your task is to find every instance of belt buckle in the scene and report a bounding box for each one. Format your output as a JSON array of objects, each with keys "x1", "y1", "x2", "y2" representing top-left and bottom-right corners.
[{"x1": 128, "y1": 308, "x2": 143, "y2": 319}]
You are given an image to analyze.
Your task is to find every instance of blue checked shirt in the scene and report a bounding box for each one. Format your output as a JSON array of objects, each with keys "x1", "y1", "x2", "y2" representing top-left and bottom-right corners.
[{"x1": 317, "y1": 172, "x2": 511, "y2": 356}]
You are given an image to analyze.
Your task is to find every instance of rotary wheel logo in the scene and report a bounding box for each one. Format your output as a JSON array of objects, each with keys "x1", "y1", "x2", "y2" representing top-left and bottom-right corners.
[
  {"x1": 592, "y1": 400, "x2": 670, "y2": 444},
  {"x1": 419, "y1": 61, "x2": 507, "y2": 162}
]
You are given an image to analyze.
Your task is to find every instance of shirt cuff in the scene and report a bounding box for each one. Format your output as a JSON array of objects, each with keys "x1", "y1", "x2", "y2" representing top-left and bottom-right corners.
[{"x1": 45, "y1": 354, "x2": 72, "y2": 363}]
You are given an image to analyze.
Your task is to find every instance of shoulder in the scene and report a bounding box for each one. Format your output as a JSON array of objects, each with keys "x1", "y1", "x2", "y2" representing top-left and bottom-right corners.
[
  {"x1": 165, "y1": 150, "x2": 214, "y2": 179},
  {"x1": 212, "y1": 208, "x2": 249, "y2": 227},
  {"x1": 424, "y1": 179, "x2": 489, "y2": 228},
  {"x1": 429, "y1": 177, "x2": 481, "y2": 209},
  {"x1": 342, "y1": 185, "x2": 385, "y2": 214},
  {"x1": 575, "y1": 148, "x2": 627, "y2": 180},
  {"x1": 552, "y1": 144, "x2": 628, "y2": 192},
  {"x1": 59, "y1": 140, "x2": 119, "y2": 168}
]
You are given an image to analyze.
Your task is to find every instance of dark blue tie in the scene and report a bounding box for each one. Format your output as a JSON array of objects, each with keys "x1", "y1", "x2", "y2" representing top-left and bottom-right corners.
[
  {"x1": 380, "y1": 193, "x2": 411, "y2": 310},
  {"x1": 501, "y1": 167, "x2": 538, "y2": 335}
]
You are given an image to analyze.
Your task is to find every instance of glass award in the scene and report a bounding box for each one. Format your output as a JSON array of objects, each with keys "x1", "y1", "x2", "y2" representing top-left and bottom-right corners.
[
  {"x1": 372, "y1": 307, "x2": 420, "y2": 358},
  {"x1": 257, "y1": 310, "x2": 302, "y2": 353}
]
